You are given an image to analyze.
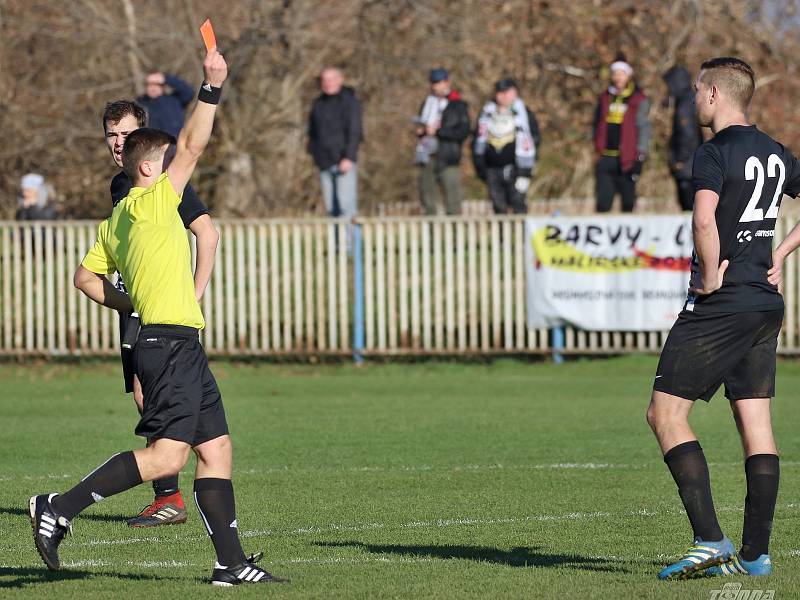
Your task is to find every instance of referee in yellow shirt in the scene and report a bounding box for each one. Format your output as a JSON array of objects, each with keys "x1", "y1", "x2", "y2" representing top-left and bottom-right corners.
[{"x1": 29, "y1": 48, "x2": 284, "y2": 586}]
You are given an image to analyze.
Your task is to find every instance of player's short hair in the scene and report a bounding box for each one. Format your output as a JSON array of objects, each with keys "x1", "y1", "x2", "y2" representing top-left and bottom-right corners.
[
  {"x1": 699, "y1": 57, "x2": 755, "y2": 110},
  {"x1": 103, "y1": 100, "x2": 147, "y2": 133},
  {"x1": 122, "y1": 128, "x2": 176, "y2": 180}
]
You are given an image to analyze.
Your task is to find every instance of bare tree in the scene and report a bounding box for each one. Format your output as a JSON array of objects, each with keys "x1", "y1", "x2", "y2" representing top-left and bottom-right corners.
[{"x1": 0, "y1": 0, "x2": 798, "y2": 218}]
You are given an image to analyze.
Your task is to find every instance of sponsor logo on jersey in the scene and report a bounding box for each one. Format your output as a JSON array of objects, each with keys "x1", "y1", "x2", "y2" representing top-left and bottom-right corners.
[{"x1": 737, "y1": 230, "x2": 753, "y2": 243}]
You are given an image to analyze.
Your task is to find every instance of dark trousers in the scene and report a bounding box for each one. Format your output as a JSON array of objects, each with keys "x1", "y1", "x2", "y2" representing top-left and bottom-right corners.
[
  {"x1": 595, "y1": 156, "x2": 636, "y2": 213},
  {"x1": 674, "y1": 177, "x2": 694, "y2": 212},
  {"x1": 486, "y1": 165, "x2": 527, "y2": 214}
]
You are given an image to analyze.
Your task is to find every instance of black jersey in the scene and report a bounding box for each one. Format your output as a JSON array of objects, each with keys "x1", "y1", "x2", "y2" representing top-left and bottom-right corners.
[
  {"x1": 687, "y1": 125, "x2": 800, "y2": 313},
  {"x1": 110, "y1": 171, "x2": 208, "y2": 229}
]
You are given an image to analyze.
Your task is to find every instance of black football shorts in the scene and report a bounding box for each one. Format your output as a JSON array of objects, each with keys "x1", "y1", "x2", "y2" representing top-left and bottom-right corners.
[
  {"x1": 653, "y1": 308, "x2": 784, "y2": 402},
  {"x1": 133, "y1": 325, "x2": 229, "y2": 446}
]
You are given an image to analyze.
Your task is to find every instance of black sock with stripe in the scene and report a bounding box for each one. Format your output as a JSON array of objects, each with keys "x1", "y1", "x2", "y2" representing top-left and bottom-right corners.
[
  {"x1": 52, "y1": 451, "x2": 143, "y2": 520},
  {"x1": 741, "y1": 454, "x2": 779, "y2": 561},
  {"x1": 664, "y1": 440, "x2": 724, "y2": 542},
  {"x1": 194, "y1": 478, "x2": 247, "y2": 567}
]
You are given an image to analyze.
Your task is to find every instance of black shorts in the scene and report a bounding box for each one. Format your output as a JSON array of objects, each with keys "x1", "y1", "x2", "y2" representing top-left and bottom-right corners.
[
  {"x1": 133, "y1": 325, "x2": 229, "y2": 446},
  {"x1": 654, "y1": 308, "x2": 784, "y2": 402},
  {"x1": 119, "y1": 312, "x2": 136, "y2": 394}
]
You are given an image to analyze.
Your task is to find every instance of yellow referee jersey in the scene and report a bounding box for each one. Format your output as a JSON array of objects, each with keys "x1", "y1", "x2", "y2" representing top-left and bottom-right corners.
[{"x1": 82, "y1": 173, "x2": 204, "y2": 329}]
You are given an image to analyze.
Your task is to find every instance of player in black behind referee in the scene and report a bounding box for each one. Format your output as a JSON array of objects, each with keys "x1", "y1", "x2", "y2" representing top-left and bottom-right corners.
[
  {"x1": 103, "y1": 99, "x2": 220, "y2": 528},
  {"x1": 647, "y1": 57, "x2": 800, "y2": 579},
  {"x1": 29, "y1": 48, "x2": 285, "y2": 585}
]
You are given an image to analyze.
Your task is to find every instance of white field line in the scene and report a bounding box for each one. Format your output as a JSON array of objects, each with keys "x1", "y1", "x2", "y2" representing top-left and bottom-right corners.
[
  {"x1": 70, "y1": 502, "x2": 800, "y2": 551},
  {"x1": 7, "y1": 547, "x2": 800, "y2": 572},
  {"x1": 7, "y1": 459, "x2": 799, "y2": 483}
]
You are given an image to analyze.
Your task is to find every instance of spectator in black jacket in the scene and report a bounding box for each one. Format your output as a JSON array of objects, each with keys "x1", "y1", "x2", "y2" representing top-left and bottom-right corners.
[
  {"x1": 473, "y1": 79, "x2": 540, "y2": 214},
  {"x1": 137, "y1": 72, "x2": 195, "y2": 137},
  {"x1": 663, "y1": 65, "x2": 704, "y2": 211},
  {"x1": 415, "y1": 68, "x2": 470, "y2": 215},
  {"x1": 16, "y1": 173, "x2": 57, "y2": 220},
  {"x1": 308, "y1": 67, "x2": 363, "y2": 219}
]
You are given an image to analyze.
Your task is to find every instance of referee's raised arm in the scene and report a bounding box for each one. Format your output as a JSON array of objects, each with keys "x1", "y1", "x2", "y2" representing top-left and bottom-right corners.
[{"x1": 166, "y1": 48, "x2": 228, "y2": 196}]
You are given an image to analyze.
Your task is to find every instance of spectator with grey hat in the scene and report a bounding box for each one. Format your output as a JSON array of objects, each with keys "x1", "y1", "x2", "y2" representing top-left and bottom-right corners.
[
  {"x1": 415, "y1": 68, "x2": 470, "y2": 215},
  {"x1": 592, "y1": 55, "x2": 651, "y2": 212},
  {"x1": 16, "y1": 173, "x2": 57, "y2": 221},
  {"x1": 473, "y1": 78, "x2": 541, "y2": 214}
]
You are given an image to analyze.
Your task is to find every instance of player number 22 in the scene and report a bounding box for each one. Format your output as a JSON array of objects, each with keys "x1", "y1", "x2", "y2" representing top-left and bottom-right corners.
[{"x1": 740, "y1": 154, "x2": 785, "y2": 223}]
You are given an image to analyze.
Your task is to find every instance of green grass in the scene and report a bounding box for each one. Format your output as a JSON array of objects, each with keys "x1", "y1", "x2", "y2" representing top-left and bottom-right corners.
[{"x1": 0, "y1": 356, "x2": 799, "y2": 598}]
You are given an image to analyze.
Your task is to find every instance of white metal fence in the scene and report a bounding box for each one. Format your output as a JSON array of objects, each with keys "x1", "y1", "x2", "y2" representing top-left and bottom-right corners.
[{"x1": 1, "y1": 217, "x2": 799, "y2": 357}]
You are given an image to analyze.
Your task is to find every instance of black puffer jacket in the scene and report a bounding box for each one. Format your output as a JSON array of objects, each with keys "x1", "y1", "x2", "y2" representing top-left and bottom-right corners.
[
  {"x1": 663, "y1": 66, "x2": 703, "y2": 180},
  {"x1": 308, "y1": 86, "x2": 363, "y2": 169},
  {"x1": 433, "y1": 91, "x2": 470, "y2": 168}
]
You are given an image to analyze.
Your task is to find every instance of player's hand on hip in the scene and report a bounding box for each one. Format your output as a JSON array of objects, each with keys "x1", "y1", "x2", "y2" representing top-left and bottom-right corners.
[
  {"x1": 689, "y1": 259, "x2": 729, "y2": 296},
  {"x1": 768, "y1": 251, "x2": 784, "y2": 287},
  {"x1": 203, "y1": 48, "x2": 228, "y2": 87}
]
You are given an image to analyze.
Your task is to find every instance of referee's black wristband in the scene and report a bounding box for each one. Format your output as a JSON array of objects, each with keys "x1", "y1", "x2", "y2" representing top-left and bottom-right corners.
[{"x1": 198, "y1": 82, "x2": 221, "y2": 105}]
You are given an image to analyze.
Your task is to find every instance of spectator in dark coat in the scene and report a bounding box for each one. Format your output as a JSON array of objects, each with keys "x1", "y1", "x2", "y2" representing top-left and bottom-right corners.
[
  {"x1": 593, "y1": 57, "x2": 651, "y2": 213},
  {"x1": 16, "y1": 173, "x2": 57, "y2": 220},
  {"x1": 663, "y1": 65, "x2": 704, "y2": 211},
  {"x1": 473, "y1": 78, "x2": 540, "y2": 214},
  {"x1": 308, "y1": 68, "x2": 363, "y2": 219},
  {"x1": 415, "y1": 68, "x2": 470, "y2": 215},
  {"x1": 136, "y1": 72, "x2": 195, "y2": 137}
]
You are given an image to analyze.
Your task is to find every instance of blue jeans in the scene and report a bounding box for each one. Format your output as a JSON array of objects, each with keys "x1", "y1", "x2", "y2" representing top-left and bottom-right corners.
[{"x1": 320, "y1": 164, "x2": 358, "y2": 218}]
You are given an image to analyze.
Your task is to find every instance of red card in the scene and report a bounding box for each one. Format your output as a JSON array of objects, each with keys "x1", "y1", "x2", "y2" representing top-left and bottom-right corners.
[{"x1": 200, "y1": 18, "x2": 217, "y2": 51}]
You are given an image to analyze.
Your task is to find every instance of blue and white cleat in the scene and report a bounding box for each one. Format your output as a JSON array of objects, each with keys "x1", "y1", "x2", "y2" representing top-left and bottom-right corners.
[
  {"x1": 657, "y1": 537, "x2": 736, "y2": 580},
  {"x1": 706, "y1": 553, "x2": 772, "y2": 577}
]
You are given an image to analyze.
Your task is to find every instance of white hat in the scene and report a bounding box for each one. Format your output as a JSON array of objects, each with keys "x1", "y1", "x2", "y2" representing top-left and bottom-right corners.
[{"x1": 610, "y1": 61, "x2": 633, "y2": 76}]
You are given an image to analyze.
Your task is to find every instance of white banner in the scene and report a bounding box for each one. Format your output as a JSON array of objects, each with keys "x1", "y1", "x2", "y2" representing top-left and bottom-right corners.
[{"x1": 525, "y1": 216, "x2": 694, "y2": 331}]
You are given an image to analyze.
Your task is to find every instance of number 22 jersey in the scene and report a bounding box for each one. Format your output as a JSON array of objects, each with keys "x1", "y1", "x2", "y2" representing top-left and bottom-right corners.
[{"x1": 688, "y1": 124, "x2": 800, "y2": 313}]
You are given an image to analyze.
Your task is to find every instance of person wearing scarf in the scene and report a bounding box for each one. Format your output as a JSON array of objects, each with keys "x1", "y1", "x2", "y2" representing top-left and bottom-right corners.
[
  {"x1": 473, "y1": 78, "x2": 541, "y2": 214},
  {"x1": 592, "y1": 58, "x2": 651, "y2": 212},
  {"x1": 415, "y1": 68, "x2": 470, "y2": 215}
]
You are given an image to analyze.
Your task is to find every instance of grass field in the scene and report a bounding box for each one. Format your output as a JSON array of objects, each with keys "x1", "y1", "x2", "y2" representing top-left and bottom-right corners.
[{"x1": 0, "y1": 356, "x2": 799, "y2": 599}]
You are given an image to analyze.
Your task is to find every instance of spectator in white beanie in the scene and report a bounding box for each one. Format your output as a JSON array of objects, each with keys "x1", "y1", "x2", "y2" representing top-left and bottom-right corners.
[{"x1": 592, "y1": 54, "x2": 652, "y2": 212}]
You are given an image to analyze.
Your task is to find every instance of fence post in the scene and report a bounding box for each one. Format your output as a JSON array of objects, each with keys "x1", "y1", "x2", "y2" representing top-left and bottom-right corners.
[
  {"x1": 352, "y1": 222, "x2": 365, "y2": 364},
  {"x1": 551, "y1": 325, "x2": 565, "y2": 364}
]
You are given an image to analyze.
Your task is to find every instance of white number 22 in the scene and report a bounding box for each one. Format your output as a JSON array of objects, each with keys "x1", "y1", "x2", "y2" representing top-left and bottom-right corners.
[{"x1": 740, "y1": 154, "x2": 785, "y2": 223}]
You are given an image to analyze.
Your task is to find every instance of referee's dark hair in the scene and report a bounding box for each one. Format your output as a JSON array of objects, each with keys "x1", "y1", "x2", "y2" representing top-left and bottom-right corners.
[
  {"x1": 699, "y1": 57, "x2": 755, "y2": 111},
  {"x1": 122, "y1": 128, "x2": 176, "y2": 181},
  {"x1": 103, "y1": 100, "x2": 147, "y2": 133}
]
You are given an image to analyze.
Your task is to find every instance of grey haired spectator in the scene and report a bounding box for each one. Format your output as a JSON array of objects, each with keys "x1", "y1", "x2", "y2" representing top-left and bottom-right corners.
[
  {"x1": 308, "y1": 67, "x2": 363, "y2": 219},
  {"x1": 16, "y1": 173, "x2": 57, "y2": 221}
]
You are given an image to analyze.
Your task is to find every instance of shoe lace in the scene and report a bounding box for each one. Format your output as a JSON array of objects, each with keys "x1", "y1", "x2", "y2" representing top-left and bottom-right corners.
[
  {"x1": 135, "y1": 502, "x2": 161, "y2": 517},
  {"x1": 52, "y1": 516, "x2": 73, "y2": 542}
]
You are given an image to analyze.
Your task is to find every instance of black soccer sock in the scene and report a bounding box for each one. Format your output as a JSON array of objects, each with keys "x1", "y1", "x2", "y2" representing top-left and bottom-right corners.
[
  {"x1": 194, "y1": 478, "x2": 247, "y2": 567},
  {"x1": 664, "y1": 440, "x2": 724, "y2": 542},
  {"x1": 147, "y1": 438, "x2": 180, "y2": 498},
  {"x1": 52, "y1": 451, "x2": 143, "y2": 520},
  {"x1": 153, "y1": 475, "x2": 180, "y2": 498},
  {"x1": 741, "y1": 454, "x2": 780, "y2": 561}
]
